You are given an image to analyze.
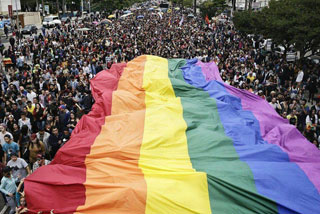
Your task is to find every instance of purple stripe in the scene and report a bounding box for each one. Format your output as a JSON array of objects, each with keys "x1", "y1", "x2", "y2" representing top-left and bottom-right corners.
[
  {"x1": 197, "y1": 61, "x2": 222, "y2": 82},
  {"x1": 198, "y1": 60, "x2": 320, "y2": 193}
]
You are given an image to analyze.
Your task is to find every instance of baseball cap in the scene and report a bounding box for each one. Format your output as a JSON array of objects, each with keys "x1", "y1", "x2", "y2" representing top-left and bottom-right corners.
[
  {"x1": 36, "y1": 154, "x2": 45, "y2": 160},
  {"x1": 30, "y1": 133, "x2": 37, "y2": 140},
  {"x1": 59, "y1": 105, "x2": 66, "y2": 110}
]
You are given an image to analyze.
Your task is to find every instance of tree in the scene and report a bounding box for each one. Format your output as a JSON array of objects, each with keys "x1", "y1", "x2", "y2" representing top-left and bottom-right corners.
[
  {"x1": 233, "y1": 0, "x2": 320, "y2": 60},
  {"x1": 233, "y1": 10, "x2": 262, "y2": 35},
  {"x1": 171, "y1": 0, "x2": 193, "y2": 8},
  {"x1": 199, "y1": 0, "x2": 227, "y2": 18},
  {"x1": 91, "y1": 0, "x2": 143, "y2": 13}
]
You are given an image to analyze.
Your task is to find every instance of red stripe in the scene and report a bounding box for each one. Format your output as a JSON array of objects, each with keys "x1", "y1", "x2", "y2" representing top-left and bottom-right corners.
[{"x1": 24, "y1": 64, "x2": 126, "y2": 214}]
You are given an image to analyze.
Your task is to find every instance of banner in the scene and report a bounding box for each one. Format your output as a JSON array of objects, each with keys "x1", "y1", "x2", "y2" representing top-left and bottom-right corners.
[
  {"x1": 8, "y1": 5, "x2": 13, "y2": 17},
  {"x1": 25, "y1": 56, "x2": 320, "y2": 214}
]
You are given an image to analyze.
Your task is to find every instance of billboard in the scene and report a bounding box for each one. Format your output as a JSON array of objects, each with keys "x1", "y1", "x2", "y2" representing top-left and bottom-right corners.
[
  {"x1": 8, "y1": 5, "x2": 13, "y2": 16},
  {"x1": 0, "y1": 0, "x2": 21, "y2": 13}
]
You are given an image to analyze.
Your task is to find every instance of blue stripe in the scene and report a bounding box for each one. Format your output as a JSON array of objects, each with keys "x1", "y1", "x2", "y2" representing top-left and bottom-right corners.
[{"x1": 181, "y1": 59, "x2": 320, "y2": 214}]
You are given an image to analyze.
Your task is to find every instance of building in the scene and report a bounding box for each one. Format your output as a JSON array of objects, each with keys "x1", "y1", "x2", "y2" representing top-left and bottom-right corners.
[
  {"x1": 0, "y1": 0, "x2": 21, "y2": 15},
  {"x1": 234, "y1": 0, "x2": 271, "y2": 10}
]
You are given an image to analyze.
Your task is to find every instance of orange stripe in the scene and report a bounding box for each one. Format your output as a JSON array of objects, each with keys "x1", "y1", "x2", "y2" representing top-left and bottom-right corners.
[{"x1": 75, "y1": 56, "x2": 147, "y2": 214}]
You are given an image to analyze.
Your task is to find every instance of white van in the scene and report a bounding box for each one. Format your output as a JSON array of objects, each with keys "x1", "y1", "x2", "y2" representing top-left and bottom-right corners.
[{"x1": 43, "y1": 15, "x2": 62, "y2": 28}]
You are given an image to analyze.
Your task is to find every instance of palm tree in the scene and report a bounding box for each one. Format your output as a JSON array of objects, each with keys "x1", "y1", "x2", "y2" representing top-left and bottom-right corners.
[
  {"x1": 56, "y1": 0, "x2": 60, "y2": 13},
  {"x1": 42, "y1": 0, "x2": 44, "y2": 16}
]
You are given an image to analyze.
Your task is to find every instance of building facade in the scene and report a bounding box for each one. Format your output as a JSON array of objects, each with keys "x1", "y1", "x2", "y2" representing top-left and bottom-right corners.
[{"x1": 0, "y1": 0, "x2": 21, "y2": 15}]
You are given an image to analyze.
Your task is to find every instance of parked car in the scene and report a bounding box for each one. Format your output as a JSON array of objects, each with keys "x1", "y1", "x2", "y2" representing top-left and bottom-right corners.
[
  {"x1": 43, "y1": 15, "x2": 62, "y2": 28},
  {"x1": 61, "y1": 17, "x2": 70, "y2": 23},
  {"x1": 22, "y1": 24, "x2": 37, "y2": 34}
]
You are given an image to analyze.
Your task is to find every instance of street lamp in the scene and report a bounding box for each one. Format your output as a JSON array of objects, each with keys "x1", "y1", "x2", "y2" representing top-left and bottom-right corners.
[{"x1": 14, "y1": 0, "x2": 20, "y2": 44}]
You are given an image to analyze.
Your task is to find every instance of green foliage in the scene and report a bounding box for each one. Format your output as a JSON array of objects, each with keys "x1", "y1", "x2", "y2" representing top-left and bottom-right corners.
[
  {"x1": 199, "y1": 0, "x2": 227, "y2": 18},
  {"x1": 233, "y1": 0, "x2": 320, "y2": 58},
  {"x1": 170, "y1": 0, "x2": 193, "y2": 9},
  {"x1": 233, "y1": 10, "x2": 262, "y2": 35},
  {"x1": 91, "y1": 0, "x2": 143, "y2": 12}
]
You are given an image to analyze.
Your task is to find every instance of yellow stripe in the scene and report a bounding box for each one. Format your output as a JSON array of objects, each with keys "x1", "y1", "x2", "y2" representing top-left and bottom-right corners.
[{"x1": 139, "y1": 55, "x2": 211, "y2": 214}]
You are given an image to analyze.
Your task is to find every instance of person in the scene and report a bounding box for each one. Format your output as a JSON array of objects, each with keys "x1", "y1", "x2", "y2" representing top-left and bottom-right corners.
[
  {"x1": 306, "y1": 109, "x2": 318, "y2": 131},
  {"x1": 0, "y1": 166, "x2": 18, "y2": 214},
  {"x1": 27, "y1": 134, "x2": 45, "y2": 165},
  {"x1": 36, "y1": 128, "x2": 51, "y2": 159},
  {"x1": 32, "y1": 154, "x2": 51, "y2": 172},
  {"x1": 3, "y1": 134, "x2": 20, "y2": 163},
  {"x1": 7, "y1": 153, "x2": 30, "y2": 182},
  {"x1": 0, "y1": 41, "x2": 4, "y2": 56},
  {"x1": 19, "y1": 125, "x2": 30, "y2": 159},
  {"x1": 296, "y1": 70, "x2": 304, "y2": 89},
  {"x1": 15, "y1": 177, "x2": 24, "y2": 205},
  {"x1": 4, "y1": 24, "x2": 9, "y2": 39},
  {"x1": 15, "y1": 197, "x2": 28, "y2": 214},
  {"x1": 26, "y1": 88, "x2": 37, "y2": 103},
  {"x1": 269, "y1": 97, "x2": 282, "y2": 113},
  {"x1": 58, "y1": 105, "x2": 70, "y2": 130},
  {"x1": 0, "y1": 124, "x2": 13, "y2": 147},
  {"x1": 9, "y1": 37, "x2": 15, "y2": 49},
  {"x1": 48, "y1": 127, "x2": 63, "y2": 158},
  {"x1": 287, "y1": 110, "x2": 298, "y2": 127},
  {"x1": 0, "y1": 161, "x2": 6, "y2": 204},
  {"x1": 18, "y1": 113, "x2": 31, "y2": 131}
]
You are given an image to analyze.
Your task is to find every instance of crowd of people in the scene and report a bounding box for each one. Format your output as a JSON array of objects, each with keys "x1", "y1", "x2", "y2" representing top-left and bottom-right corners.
[{"x1": 0, "y1": 1, "x2": 319, "y2": 213}]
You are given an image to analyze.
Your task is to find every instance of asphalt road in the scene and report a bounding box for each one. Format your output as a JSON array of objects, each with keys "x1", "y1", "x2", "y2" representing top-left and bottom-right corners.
[{"x1": 0, "y1": 194, "x2": 8, "y2": 214}]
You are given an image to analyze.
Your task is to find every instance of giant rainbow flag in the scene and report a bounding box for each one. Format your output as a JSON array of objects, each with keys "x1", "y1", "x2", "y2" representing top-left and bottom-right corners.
[{"x1": 25, "y1": 55, "x2": 320, "y2": 214}]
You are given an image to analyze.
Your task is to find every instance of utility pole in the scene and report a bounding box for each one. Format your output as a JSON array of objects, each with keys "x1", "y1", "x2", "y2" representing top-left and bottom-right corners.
[
  {"x1": 62, "y1": 0, "x2": 66, "y2": 15},
  {"x1": 88, "y1": 0, "x2": 91, "y2": 22},
  {"x1": 81, "y1": 0, "x2": 84, "y2": 17},
  {"x1": 41, "y1": 0, "x2": 44, "y2": 17},
  {"x1": 193, "y1": 0, "x2": 196, "y2": 14},
  {"x1": 56, "y1": 0, "x2": 59, "y2": 14},
  {"x1": 36, "y1": 0, "x2": 39, "y2": 12},
  {"x1": 15, "y1": 0, "x2": 20, "y2": 45},
  {"x1": 231, "y1": 0, "x2": 236, "y2": 17}
]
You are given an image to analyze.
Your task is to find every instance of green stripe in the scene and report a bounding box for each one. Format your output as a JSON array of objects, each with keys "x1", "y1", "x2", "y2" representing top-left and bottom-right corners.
[{"x1": 168, "y1": 59, "x2": 278, "y2": 214}]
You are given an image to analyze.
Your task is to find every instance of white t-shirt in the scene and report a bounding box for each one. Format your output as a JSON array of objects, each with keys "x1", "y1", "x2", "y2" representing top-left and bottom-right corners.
[
  {"x1": 7, "y1": 158, "x2": 28, "y2": 181},
  {"x1": 27, "y1": 91, "x2": 37, "y2": 102},
  {"x1": 296, "y1": 71, "x2": 304, "y2": 83}
]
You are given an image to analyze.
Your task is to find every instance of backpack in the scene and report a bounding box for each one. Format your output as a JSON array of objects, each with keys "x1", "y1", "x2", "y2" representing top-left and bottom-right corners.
[{"x1": 22, "y1": 143, "x2": 30, "y2": 162}]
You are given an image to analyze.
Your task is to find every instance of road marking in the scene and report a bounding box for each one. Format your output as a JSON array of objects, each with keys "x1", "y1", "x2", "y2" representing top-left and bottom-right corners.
[{"x1": 0, "y1": 204, "x2": 8, "y2": 214}]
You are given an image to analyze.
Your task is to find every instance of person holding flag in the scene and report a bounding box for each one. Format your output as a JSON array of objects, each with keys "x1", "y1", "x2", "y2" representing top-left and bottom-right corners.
[
  {"x1": 205, "y1": 15, "x2": 210, "y2": 25},
  {"x1": 179, "y1": 16, "x2": 184, "y2": 27}
]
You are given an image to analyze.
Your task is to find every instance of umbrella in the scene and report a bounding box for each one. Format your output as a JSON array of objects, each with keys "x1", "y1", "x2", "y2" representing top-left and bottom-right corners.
[
  {"x1": 148, "y1": 8, "x2": 154, "y2": 11},
  {"x1": 124, "y1": 10, "x2": 131, "y2": 14},
  {"x1": 76, "y1": 28, "x2": 91, "y2": 31},
  {"x1": 92, "y1": 21, "x2": 99, "y2": 25},
  {"x1": 175, "y1": 7, "x2": 180, "y2": 10},
  {"x1": 120, "y1": 13, "x2": 133, "y2": 18},
  {"x1": 99, "y1": 19, "x2": 112, "y2": 25},
  {"x1": 137, "y1": 15, "x2": 144, "y2": 19},
  {"x1": 108, "y1": 14, "x2": 116, "y2": 19},
  {"x1": 188, "y1": 13, "x2": 195, "y2": 18}
]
